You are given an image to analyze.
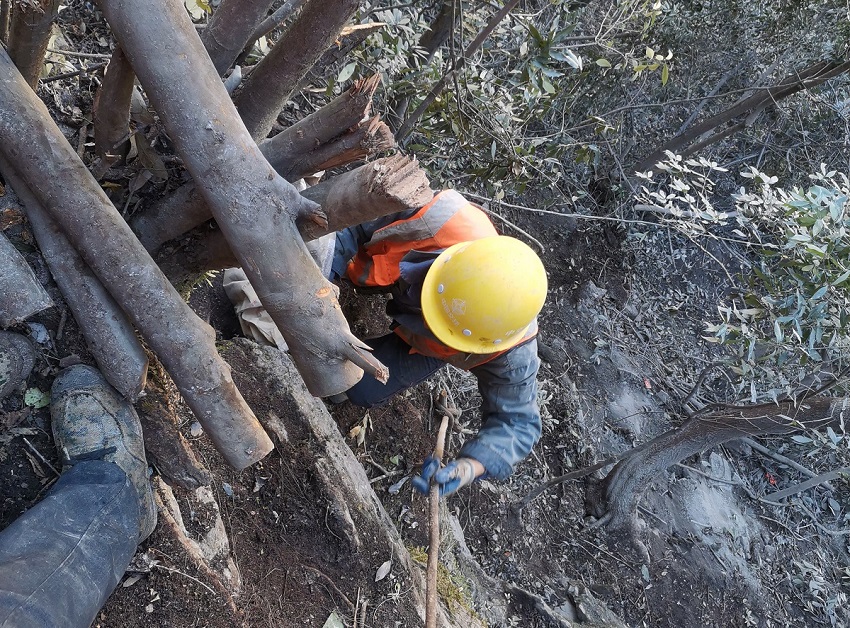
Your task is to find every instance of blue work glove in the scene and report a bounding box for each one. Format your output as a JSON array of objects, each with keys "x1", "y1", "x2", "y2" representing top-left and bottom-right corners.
[{"x1": 412, "y1": 457, "x2": 479, "y2": 497}]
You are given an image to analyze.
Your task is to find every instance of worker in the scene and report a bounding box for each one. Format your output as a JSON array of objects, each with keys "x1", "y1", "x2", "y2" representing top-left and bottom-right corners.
[
  {"x1": 0, "y1": 341, "x2": 156, "y2": 628},
  {"x1": 328, "y1": 189, "x2": 547, "y2": 497}
]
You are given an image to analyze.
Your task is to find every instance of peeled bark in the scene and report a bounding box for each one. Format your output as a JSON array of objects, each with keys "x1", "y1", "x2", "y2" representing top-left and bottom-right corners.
[
  {"x1": 6, "y1": 0, "x2": 60, "y2": 87},
  {"x1": 157, "y1": 155, "x2": 434, "y2": 282},
  {"x1": 98, "y1": 0, "x2": 386, "y2": 396},
  {"x1": 92, "y1": 46, "x2": 135, "y2": 173},
  {"x1": 233, "y1": 0, "x2": 361, "y2": 140},
  {"x1": 0, "y1": 156, "x2": 148, "y2": 401},
  {"x1": 589, "y1": 396, "x2": 850, "y2": 531},
  {"x1": 131, "y1": 74, "x2": 386, "y2": 254},
  {"x1": 0, "y1": 47, "x2": 273, "y2": 470},
  {"x1": 200, "y1": 0, "x2": 275, "y2": 76},
  {"x1": 0, "y1": 230, "x2": 52, "y2": 326}
]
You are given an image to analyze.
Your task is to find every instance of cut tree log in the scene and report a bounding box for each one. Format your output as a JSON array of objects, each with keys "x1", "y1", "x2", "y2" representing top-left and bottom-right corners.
[
  {"x1": 6, "y1": 0, "x2": 60, "y2": 87},
  {"x1": 156, "y1": 155, "x2": 434, "y2": 283},
  {"x1": 0, "y1": 230, "x2": 52, "y2": 327},
  {"x1": 97, "y1": 0, "x2": 386, "y2": 397},
  {"x1": 588, "y1": 396, "x2": 850, "y2": 533},
  {"x1": 130, "y1": 73, "x2": 387, "y2": 254},
  {"x1": 0, "y1": 46, "x2": 273, "y2": 470},
  {"x1": 0, "y1": 156, "x2": 148, "y2": 401},
  {"x1": 200, "y1": 0, "x2": 275, "y2": 76},
  {"x1": 232, "y1": 0, "x2": 361, "y2": 140},
  {"x1": 92, "y1": 46, "x2": 135, "y2": 174}
]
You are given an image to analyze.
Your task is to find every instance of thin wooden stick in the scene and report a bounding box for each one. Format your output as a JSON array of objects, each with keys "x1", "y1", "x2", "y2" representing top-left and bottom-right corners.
[{"x1": 426, "y1": 415, "x2": 449, "y2": 628}]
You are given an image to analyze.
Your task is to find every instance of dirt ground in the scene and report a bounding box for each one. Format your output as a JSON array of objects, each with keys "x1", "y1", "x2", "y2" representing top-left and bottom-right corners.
[{"x1": 3, "y1": 3, "x2": 850, "y2": 628}]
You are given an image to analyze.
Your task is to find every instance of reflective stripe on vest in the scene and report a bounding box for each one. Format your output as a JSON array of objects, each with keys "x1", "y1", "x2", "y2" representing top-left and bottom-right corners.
[
  {"x1": 393, "y1": 321, "x2": 538, "y2": 371},
  {"x1": 346, "y1": 189, "x2": 498, "y2": 287}
]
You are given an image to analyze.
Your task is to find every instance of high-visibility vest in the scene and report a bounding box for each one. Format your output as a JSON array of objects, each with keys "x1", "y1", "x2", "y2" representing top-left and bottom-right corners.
[
  {"x1": 346, "y1": 189, "x2": 498, "y2": 287},
  {"x1": 393, "y1": 321, "x2": 538, "y2": 370},
  {"x1": 346, "y1": 189, "x2": 537, "y2": 370}
]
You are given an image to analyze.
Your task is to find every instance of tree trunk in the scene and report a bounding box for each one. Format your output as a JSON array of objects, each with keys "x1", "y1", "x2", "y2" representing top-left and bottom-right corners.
[
  {"x1": 0, "y1": 156, "x2": 149, "y2": 401},
  {"x1": 232, "y1": 0, "x2": 361, "y2": 140},
  {"x1": 156, "y1": 154, "x2": 434, "y2": 282},
  {"x1": 589, "y1": 396, "x2": 849, "y2": 532},
  {"x1": 97, "y1": 0, "x2": 387, "y2": 396},
  {"x1": 131, "y1": 73, "x2": 387, "y2": 254},
  {"x1": 200, "y1": 0, "x2": 275, "y2": 76},
  {"x1": 6, "y1": 0, "x2": 60, "y2": 87},
  {"x1": 0, "y1": 230, "x2": 52, "y2": 327},
  {"x1": 0, "y1": 47, "x2": 273, "y2": 470},
  {"x1": 92, "y1": 46, "x2": 135, "y2": 174},
  {"x1": 0, "y1": 0, "x2": 10, "y2": 44}
]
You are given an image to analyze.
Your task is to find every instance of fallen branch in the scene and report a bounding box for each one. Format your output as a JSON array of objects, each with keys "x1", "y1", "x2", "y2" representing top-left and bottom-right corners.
[
  {"x1": 92, "y1": 46, "x2": 135, "y2": 173},
  {"x1": 6, "y1": 0, "x2": 60, "y2": 88},
  {"x1": 131, "y1": 74, "x2": 385, "y2": 254},
  {"x1": 99, "y1": 0, "x2": 386, "y2": 396},
  {"x1": 1, "y1": 156, "x2": 149, "y2": 401},
  {"x1": 0, "y1": 46, "x2": 274, "y2": 469},
  {"x1": 155, "y1": 155, "x2": 433, "y2": 283},
  {"x1": 232, "y1": 0, "x2": 361, "y2": 140},
  {"x1": 0, "y1": 230, "x2": 53, "y2": 326},
  {"x1": 200, "y1": 0, "x2": 275, "y2": 76}
]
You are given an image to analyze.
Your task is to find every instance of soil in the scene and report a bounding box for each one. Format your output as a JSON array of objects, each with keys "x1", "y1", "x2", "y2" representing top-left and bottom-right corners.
[{"x1": 2, "y1": 4, "x2": 850, "y2": 628}]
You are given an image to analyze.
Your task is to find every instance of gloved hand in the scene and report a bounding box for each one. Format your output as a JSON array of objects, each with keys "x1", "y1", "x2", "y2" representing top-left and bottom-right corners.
[{"x1": 412, "y1": 457, "x2": 481, "y2": 497}]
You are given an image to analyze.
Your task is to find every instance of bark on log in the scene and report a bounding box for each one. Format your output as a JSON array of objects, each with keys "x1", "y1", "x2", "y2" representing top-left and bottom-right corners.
[
  {"x1": 270, "y1": 115, "x2": 395, "y2": 182},
  {"x1": 0, "y1": 230, "x2": 52, "y2": 327},
  {"x1": 235, "y1": 0, "x2": 308, "y2": 67},
  {"x1": 634, "y1": 59, "x2": 850, "y2": 172},
  {"x1": 589, "y1": 396, "x2": 850, "y2": 531},
  {"x1": 6, "y1": 0, "x2": 60, "y2": 88},
  {"x1": 0, "y1": 47, "x2": 273, "y2": 470},
  {"x1": 92, "y1": 46, "x2": 135, "y2": 173},
  {"x1": 222, "y1": 339, "x2": 460, "y2": 628},
  {"x1": 0, "y1": 156, "x2": 148, "y2": 401},
  {"x1": 232, "y1": 0, "x2": 361, "y2": 140},
  {"x1": 157, "y1": 155, "x2": 434, "y2": 283},
  {"x1": 136, "y1": 362, "x2": 211, "y2": 490},
  {"x1": 200, "y1": 0, "x2": 275, "y2": 76},
  {"x1": 0, "y1": 0, "x2": 10, "y2": 44},
  {"x1": 97, "y1": 0, "x2": 386, "y2": 396},
  {"x1": 131, "y1": 74, "x2": 385, "y2": 254}
]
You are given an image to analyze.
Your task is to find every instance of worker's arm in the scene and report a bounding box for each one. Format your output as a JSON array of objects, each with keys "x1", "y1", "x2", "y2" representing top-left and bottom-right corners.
[
  {"x1": 460, "y1": 338, "x2": 542, "y2": 480},
  {"x1": 412, "y1": 339, "x2": 542, "y2": 496},
  {"x1": 329, "y1": 210, "x2": 417, "y2": 282}
]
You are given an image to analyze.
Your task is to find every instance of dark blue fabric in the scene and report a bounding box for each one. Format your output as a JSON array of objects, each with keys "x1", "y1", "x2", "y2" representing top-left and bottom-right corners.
[
  {"x1": 344, "y1": 332, "x2": 445, "y2": 408},
  {"x1": 0, "y1": 460, "x2": 138, "y2": 628}
]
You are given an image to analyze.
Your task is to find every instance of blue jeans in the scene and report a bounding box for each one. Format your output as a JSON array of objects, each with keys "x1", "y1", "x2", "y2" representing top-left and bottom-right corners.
[
  {"x1": 346, "y1": 332, "x2": 445, "y2": 407},
  {"x1": 0, "y1": 460, "x2": 138, "y2": 628}
]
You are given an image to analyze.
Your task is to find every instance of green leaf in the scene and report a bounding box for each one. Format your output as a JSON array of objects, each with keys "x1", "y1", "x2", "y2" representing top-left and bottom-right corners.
[
  {"x1": 661, "y1": 63, "x2": 669, "y2": 85},
  {"x1": 337, "y1": 62, "x2": 357, "y2": 83},
  {"x1": 24, "y1": 388, "x2": 50, "y2": 409},
  {"x1": 595, "y1": 58, "x2": 611, "y2": 68}
]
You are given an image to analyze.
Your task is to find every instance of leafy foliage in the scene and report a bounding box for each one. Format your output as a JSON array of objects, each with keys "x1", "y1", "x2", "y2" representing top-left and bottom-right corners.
[{"x1": 636, "y1": 156, "x2": 850, "y2": 399}]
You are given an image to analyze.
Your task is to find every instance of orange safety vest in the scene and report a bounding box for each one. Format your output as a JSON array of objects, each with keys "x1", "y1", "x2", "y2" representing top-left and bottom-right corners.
[
  {"x1": 346, "y1": 190, "x2": 538, "y2": 370},
  {"x1": 346, "y1": 189, "x2": 498, "y2": 287}
]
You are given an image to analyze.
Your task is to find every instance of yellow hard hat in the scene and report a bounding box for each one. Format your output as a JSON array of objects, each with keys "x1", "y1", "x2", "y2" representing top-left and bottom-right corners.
[{"x1": 420, "y1": 236, "x2": 547, "y2": 354}]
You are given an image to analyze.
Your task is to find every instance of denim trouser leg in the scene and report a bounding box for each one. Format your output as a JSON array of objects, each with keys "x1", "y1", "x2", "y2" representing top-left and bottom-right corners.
[
  {"x1": 345, "y1": 332, "x2": 445, "y2": 407},
  {"x1": 0, "y1": 460, "x2": 139, "y2": 628}
]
